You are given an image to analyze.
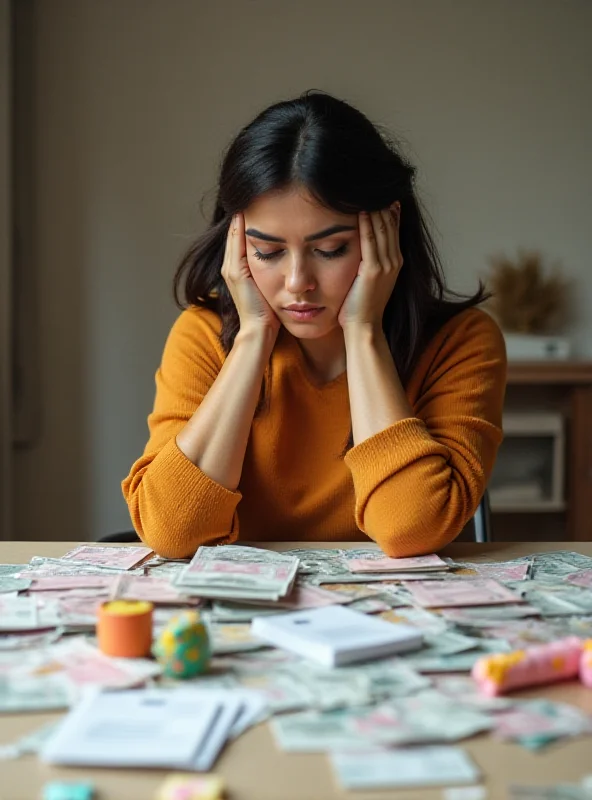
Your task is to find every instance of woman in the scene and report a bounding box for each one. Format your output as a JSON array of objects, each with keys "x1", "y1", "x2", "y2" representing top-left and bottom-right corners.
[{"x1": 122, "y1": 90, "x2": 506, "y2": 559}]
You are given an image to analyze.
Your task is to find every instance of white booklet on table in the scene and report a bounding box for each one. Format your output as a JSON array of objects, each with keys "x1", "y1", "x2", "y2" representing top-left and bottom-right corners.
[
  {"x1": 41, "y1": 686, "x2": 266, "y2": 771},
  {"x1": 251, "y1": 605, "x2": 423, "y2": 667}
]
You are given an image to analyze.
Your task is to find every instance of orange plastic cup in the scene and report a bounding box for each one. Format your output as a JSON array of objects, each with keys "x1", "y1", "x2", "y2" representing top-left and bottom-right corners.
[{"x1": 97, "y1": 600, "x2": 154, "y2": 658}]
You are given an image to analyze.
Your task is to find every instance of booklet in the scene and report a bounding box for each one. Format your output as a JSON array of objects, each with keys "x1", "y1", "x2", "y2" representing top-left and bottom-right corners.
[
  {"x1": 251, "y1": 605, "x2": 423, "y2": 667},
  {"x1": 41, "y1": 686, "x2": 266, "y2": 771}
]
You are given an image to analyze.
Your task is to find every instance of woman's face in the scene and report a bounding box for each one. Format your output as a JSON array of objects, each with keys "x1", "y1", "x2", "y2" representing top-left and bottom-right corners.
[{"x1": 243, "y1": 187, "x2": 361, "y2": 339}]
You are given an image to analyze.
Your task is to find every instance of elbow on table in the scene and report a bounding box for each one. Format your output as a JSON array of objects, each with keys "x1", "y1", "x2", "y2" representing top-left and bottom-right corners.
[
  {"x1": 130, "y1": 499, "x2": 238, "y2": 560},
  {"x1": 132, "y1": 516, "x2": 197, "y2": 560},
  {"x1": 363, "y1": 503, "x2": 471, "y2": 558}
]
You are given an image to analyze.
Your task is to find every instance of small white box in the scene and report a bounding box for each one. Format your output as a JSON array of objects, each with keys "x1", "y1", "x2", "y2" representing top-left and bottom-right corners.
[{"x1": 251, "y1": 605, "x2": 423, "y2": 667}]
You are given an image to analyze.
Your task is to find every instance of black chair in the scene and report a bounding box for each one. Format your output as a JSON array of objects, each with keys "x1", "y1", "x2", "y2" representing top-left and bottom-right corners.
[
  {"x1": 472, "y1": 489, "x2": 492, "y2": 543},
  {"x1": 99, "y1": 491, "x2": 492, "y2": 544},
  {"x1": 99, "y1": 530, "x2": 140, "y2": 543}
]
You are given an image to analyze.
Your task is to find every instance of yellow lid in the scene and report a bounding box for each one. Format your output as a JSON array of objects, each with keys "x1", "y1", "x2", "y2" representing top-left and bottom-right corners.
[{"x1": 102, "y1": 600, "x2": 153, "y2": 616}]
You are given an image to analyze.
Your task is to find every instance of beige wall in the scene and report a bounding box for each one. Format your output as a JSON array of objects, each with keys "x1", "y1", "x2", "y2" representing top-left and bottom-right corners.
[{"x1": 13, "y1": 0, "x2": 592, "y2": 541}]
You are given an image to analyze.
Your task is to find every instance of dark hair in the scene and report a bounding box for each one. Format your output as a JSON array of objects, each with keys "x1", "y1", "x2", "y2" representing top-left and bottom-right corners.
[{"x1": 174, "y1": 89, "x2": 488, "y2": 386}]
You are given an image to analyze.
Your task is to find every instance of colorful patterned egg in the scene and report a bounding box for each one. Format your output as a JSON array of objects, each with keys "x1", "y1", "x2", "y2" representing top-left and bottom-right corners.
[{"x1": 153, "y1": 610, "x2": 210, "y2": 679}]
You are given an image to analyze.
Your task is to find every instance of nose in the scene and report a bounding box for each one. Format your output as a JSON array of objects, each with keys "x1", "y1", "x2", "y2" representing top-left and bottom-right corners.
[{"x1": 285, "y1": 255, "x2": 316, "y2": 295}]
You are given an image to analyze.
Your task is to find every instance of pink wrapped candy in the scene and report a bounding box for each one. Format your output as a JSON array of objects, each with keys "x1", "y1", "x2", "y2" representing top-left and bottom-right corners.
[
  {"x1": 579, "y1": 640, "x2": 592, "y2": 688},
  {"x1": 471, "y1": 637, "x2": 583, "y2": 696}
]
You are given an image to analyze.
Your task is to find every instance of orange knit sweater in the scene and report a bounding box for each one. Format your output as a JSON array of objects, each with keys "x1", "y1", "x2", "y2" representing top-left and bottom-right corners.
[{"x1": 122, "y1": 306, "x2": 506, "y2": 559}]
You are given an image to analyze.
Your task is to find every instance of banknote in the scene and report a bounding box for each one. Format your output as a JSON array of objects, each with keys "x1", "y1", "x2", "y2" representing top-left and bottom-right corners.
[
  {"x1": 413, "y1": 630, "x2": 483, "y2": 657},
  {"x1": 330, "y1": 745, "x2": 481, "y2": 789},
  {"x1": 346, "y1": 691, "x2": 493, "y2": 745},
  {"x1": 28, "y1": 637, "x2": 161, "y2": 691},
  {"x1": 438, "y1": 605, "x2": 540, "y2": 627},
  {"x1": 209, "y1": 602, "x2": 284, "y2": 623},
  {"x1": 398, "y1": 639, "x2": 511, "y2": 673},
  {"x1": 177, "y1": 546, "x2": 299, "y2": 601},
  {"x1": 0, "y1": 596, "x2": 61, "y2": 631},
  {"x1": 380, "y1": 606, "x2": 449, "y2": 633},
  {"x1": 224, "y1": 651, "x2": 429, "y2": 707},
  {"x1": 531, "y1": 551, "x2": 592, "y2": 581},
  {"x1": 316, "y1": 583, "x2": 384, "y2": 600},
  {"x1": 27, "y1": 575, "x2": 115, "y2": 592},
  {"x1": 493, "y1": 699, "x2": 592, "y2": 749},
  {"x1": 521, "y1": 588, "x2": 592, "y2": 616},
  {"x1": 23, "y1": 556, "x2": 147, "y2": 578},
  {"x1": 346, "y1": 597, "x2": 393, "y2": 614},
  {"x1": 271, "y1": 707, "x2": 371, "y2": 751},
  {"x1": 272, "y1": 690, "x2": 492, "y2": 751},
  {"x1": 0, "y1": 628, "x2": 63, "y2": 652},
  {"x1": 212, "y1": 648, "x2": 300, "y2": 673},
  {"x1": 0, "y1": 673, "x2": 73, "y2": 712},
  {"x1": 432, "y1": 675, "x2": 514, "y2": 711},
  {"x1": 0, "y1": 565, "x2": 28, "y2": 576},
  {"x1": 114, "y1": 575, "x2": 200, "y2": 605},
  {"x1": 336, "y1": 660, "x2": 430, "y2": 701},
  {"x1": 239, "y1": 665, "x2": 374, "y2": 713},
  {"x1": 242, "y1": 583, "x2": 351, "y2": 611},
  {"x1": 235, "y1": 669, "x2": 316, "y2": 713},
  {"x1": 282, "y1": 547, "x2": 446, "y2": 584},
  {"x1": 446, "y1": 559, "x2": 532, "y2": 583},
  {"x1": 343, "y1": 552, "x2": 449, "y2": 574},
  {"x1": 56, "y1": 594, "x2": 106, "y2": 629},
  {"x1": 407, "y1": 578, "x2": 521, "y2": 608},
  {"x1": 0, "y1": 576, "x2": 32, "y2": 593},
  {"x1": 282, "y1": 548, "x2": 349, "y2": 577},
  {"x1": 484, "y1": 619, "x2": 564, "y2": 648},
  {"x1": 566, "y1": 570, "x2": 592, "y2": 589},
  {"x1": 562, "y1": 615, "x2": 592, "y2": 638},
  {"x1": 318, "y1": 571, "x2": 452, "y2": 584},
  {"x1": 60, "y1": 545, "x2": 153, "y2": 570},
  {"x1": 205, "y1": 621, "x2": 268, "y2": 655},
  {"x1": 210, "y1": 584, "x2": 348, "y2": 622}
]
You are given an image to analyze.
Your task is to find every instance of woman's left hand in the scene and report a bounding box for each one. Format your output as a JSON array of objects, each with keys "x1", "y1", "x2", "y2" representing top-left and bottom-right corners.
[{"x1": 338, "y1": 204, "x2": 403, "y2": 331}]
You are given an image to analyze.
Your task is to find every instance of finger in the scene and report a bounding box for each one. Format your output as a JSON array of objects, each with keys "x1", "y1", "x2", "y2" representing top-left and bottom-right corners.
[
  {"x1": 372, "y1": 211, "x2": 390, "y2": 269},
  {"x1": 222, "y1": 215, "x2": 236, "y2": 278},
  {"x1": 390, "y1": 203, "x2": 404, "y2": 269},
  {"x1": 359, "y1": 211, "x2": 379, "y2": 269},
  {"x1": 380, "y1": 209, "x2": 398, "y2": 269},
  {"x1": 375, "y1": 209, "x2": 395, "y2": 270},
  {"x1": 234, "y1": 212, "x2": 246, "y2": 259}
]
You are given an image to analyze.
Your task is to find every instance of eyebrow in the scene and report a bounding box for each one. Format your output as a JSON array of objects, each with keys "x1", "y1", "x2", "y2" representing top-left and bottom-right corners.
[{"x1": 245, "y1": 224, "x2": 356, "y2": 244}]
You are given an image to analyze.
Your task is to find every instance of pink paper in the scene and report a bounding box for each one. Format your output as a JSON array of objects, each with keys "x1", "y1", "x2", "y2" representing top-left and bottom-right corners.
[
  {"x1": 185, "y1": 561, "x2": 292, "y2": 580},
  {"x1": 346, "y1": 554, "x2": 447, "y2": 574},
  {"x1": 28, "y1": 576, "x2": 115, "y2": 592},
  {"x1": 407, "y1": 578, "x2": 522, "y2": 608},
  {"x1": 118, "y1": 576, "x2": 200, "y2": 605},
  {"x1": 61, "y1": 545, "x2": 153, "y2": 570},
  {"x1": 566, "y1": 570, "x2": 592, "y2": 589}
]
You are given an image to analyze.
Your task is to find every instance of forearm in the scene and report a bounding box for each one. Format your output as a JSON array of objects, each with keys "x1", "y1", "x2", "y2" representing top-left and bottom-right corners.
[
  {"x1": 344, "y1": 324, "x2": 414, "y2": 445},
  {"x1": 176, "y1": 326, "x2": 276, "y2": 490}
]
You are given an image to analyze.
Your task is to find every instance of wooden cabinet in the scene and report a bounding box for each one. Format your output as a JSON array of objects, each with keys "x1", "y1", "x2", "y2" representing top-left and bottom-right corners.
[{"x1": 494, "y1": 363, "x2": 592, "y2": 541}]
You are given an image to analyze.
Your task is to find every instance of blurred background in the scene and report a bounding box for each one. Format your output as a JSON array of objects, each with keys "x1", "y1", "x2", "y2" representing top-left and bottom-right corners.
[{"x1": 1, "y1": 0, "x2": 591, "y2": 545}]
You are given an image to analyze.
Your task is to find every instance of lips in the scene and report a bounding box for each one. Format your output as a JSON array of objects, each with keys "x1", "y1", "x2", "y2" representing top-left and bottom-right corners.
[
  {"x1": 284, "y1": 305, "x2": 323, "y2": 311},
  {"x1": 282, "y1": 306, "x2": 325, "y2": 321}
]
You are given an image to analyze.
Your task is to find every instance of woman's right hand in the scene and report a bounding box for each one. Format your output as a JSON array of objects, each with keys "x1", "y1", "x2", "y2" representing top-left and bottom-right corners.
[{"x1": 221, "y1": 213, "x2": 281, "y2": 337}]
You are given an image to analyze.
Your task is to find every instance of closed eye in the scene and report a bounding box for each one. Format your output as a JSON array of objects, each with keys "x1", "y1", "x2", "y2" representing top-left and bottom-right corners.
[{"x1": 252, "y1": 244, "x2": 349, "y2": 262}]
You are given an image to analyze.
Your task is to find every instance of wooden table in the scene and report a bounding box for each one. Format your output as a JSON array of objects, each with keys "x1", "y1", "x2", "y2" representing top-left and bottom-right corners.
[{"x1": 2, "y1": 541, "x2": 592, "y2": 800}]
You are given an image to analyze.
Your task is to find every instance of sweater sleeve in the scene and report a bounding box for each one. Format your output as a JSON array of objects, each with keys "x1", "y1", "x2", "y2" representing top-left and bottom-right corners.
[
  {"x1": 121, "y1": 307, "x2": 240, "y2": 558},
  {"x1": 343, "y1": 309, "x2": 507, "y2": 557}
]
